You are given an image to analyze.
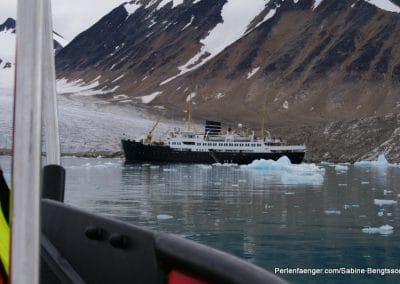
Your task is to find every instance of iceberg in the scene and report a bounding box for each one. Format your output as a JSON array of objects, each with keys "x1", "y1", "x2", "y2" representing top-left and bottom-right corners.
[
  {"x1": 241, "y1": 156, "x2": 325, "y2": 186},
  {"x1": 354, "y1": 154, "x2": 398, "y2": 168}
]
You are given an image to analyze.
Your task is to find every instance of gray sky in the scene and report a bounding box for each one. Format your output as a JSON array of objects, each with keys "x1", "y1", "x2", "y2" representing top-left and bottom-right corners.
[{"x1": 0, "y1": 1, "x2": 127, "y2": 42}]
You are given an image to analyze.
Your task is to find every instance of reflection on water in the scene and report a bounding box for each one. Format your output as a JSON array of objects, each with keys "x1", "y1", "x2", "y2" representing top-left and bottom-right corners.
[{"x1": 1, "y1": 156, "x2": 400, "y2": 283}]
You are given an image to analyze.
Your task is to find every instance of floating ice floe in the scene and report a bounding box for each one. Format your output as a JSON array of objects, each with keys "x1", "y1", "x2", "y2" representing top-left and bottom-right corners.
[
  {"x1": 354, "y1": 154, "x2": 399, "y2": 168},
  {"x1": 211, "y1": 163, "x2": 239, "y2": 168},
  {"x1": 157, "y1": 214, "x2": 174, "y2": 220},
  {"x1": 362, "y1": 225, "x2": 394, "y2": 235},
  {"x1": 374, "y1": 199, "x2": 398, "y2": 206},
  {"x1": 241, "y1": 156, "x2": 325, "y2": 185},
  {"x1": 384, "y1": 190, "x2": 393, "y2": 195},
  {"x1": 361, "y1": 181, "x2": 370, "y2": 185}
]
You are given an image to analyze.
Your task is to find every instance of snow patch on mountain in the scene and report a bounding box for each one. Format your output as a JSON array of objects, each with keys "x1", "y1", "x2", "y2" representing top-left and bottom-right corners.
[
  {"x1": 255, "y1": 7, "x2": 277, "y2": 28},
  {"x1": 140, "y1": 91, "x2": 163, "y2": 103},
  {"x1": 181, "y1": 15, "x2": 195, "y2": 31},
  {"x1": 161, "y1": 0, "x2": 268, "y2": 85},
  {"x1": 124, "y1": 1, "x2": 142, "y2": 16},
  {"x1": 53, "y1": 32, "x2": 68, "y2": 47},
  {"x1": 157, "y1": 0, "x2": 185, "y2": 10},
  {"x1": 313, "y1": 0, "x2": 324, "y2": 10},
  {"x1": 364, "y1": 0, "x2": 400, "y2": 13},
  {"x1": 247, "y1": 67, "x2": 260, "y2": 79},
  {"x1": 57, "y1": 78, "x2": 120, "y2": 97}
]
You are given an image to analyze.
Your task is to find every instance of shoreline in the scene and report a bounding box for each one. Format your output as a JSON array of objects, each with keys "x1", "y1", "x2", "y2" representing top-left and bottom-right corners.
[{"x1": 0, "y1": 148, "x2": 123, "y2": 158}]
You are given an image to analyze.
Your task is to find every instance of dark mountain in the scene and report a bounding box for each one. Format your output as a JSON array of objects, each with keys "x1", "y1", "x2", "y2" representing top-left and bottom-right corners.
[
  {"x1": 55, "y1": 0, "x2": 400, "y2": 161},
  {"x1": 0, "y1": 18, "x2": 16, "y2": 32}
]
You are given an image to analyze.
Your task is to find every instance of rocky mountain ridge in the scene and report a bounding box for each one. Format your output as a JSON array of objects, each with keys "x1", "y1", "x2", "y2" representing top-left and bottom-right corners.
[{"x1": 55, "y1": 0, "x2": 400, "y2": 161}]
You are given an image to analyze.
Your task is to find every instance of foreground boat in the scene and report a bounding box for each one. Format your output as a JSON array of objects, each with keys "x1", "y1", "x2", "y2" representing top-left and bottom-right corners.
[
  {"x1": 2, "y1": 0, "x2": 286, "y2": 283},
  {"x1": 122, "y1": 120, "x2": 306, "y2": 164}
]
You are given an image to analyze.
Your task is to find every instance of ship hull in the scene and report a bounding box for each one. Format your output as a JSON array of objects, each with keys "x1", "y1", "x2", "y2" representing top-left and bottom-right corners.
[{"x1": 122, "y1": 139, "x2": 305, "y2": 164}]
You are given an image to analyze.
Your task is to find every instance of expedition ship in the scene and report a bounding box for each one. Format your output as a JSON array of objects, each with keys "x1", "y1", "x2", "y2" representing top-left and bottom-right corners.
[{"x1": 121, "y1": 120, "x2": 306, "y2": 164}]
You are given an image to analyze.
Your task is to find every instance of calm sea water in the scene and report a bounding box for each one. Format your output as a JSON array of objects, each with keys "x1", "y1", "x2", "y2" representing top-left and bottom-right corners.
[{"x1": 1, "y1": 155, "x2": 400, "y2": 283}]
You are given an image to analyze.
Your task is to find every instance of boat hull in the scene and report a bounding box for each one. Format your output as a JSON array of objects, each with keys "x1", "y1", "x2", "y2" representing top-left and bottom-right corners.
[{"x1": 122, "y1": 139, "x2": 305, "y2": 164}]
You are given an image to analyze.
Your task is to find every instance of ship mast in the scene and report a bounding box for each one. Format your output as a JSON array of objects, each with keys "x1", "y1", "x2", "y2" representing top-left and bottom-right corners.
[
  {"x1": 260, "y1": 94, "x2": 267, "y2": 139},
  {"x1": 186, "y1": 88, "x2": 196, "y2": 131}
]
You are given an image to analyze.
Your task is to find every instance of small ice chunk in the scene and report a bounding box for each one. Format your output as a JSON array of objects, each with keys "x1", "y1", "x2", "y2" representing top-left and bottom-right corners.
[
  {"x1": 335, "y1": 165, "x2": 349, "y2": 171},
  {"x1": 378, "y1": 211, "x2": 384, "y2": 217},
  {"x1": 362, "y1": 225, "x2": 393, "y2": 235},
  {"x1": 157, "y1": 214, "x2": 173, "y2": 220},
  {"x1": 384, "y1": 190, "x2": 393, "y2": 195},
  {"x1": 324, "y1": 210, "x2": 341, "y2": 215},
  {"x1": 344, "y1": 204, "x2": 360, "y2": 209},
  {"x1": 374, "y1": 199, "x2": 398, "y2": 206},
  {"x1": 198, "y1": 165, "x2": 212, "y2": 170},
  {"x1": 361, "y1": 181, "x2": 370, "y2": 185},
  {"x1": 163, "y1": 168, "x2": 176, "y2": 172},
  {"x1": 338, "y1": 184, "x2": 347, "y2": 187},
  {"x1": 387, "y1": 213, "x2": 393, "y2": 217}
]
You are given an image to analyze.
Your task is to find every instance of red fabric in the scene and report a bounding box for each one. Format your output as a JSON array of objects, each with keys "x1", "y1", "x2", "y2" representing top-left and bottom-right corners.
[{"x1": 168, "y1": 270, "x2": 209, "y2": 284}]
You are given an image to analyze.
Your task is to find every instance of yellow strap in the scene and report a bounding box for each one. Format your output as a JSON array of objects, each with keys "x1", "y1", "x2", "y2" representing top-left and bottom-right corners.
[{"x1": 0, "y1": 207, "x2": 9, "y2": 275}]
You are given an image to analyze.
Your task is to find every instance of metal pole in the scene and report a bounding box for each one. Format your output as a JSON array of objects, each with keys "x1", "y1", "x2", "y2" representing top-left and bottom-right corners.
[
  {"x1": 42, "y1": 0, "x2": 61, "y2": 165},
  {"x1": 11, "y1": 0, "x2": 44, "y2": 282}
]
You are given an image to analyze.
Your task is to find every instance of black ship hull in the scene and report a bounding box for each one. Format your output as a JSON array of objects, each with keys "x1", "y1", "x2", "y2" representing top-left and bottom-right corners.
[{"x1": 122, "y1": 139, "x2": 305, "y2": 164}]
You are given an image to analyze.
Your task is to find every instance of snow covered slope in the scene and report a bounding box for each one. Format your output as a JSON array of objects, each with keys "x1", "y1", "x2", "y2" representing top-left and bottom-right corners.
[
  {"x1": 0, "y1": 17, "x2": 67, "y2": 91},
  {"x1": 0, "y1": 18, "x2": 16, "y2": 91}
]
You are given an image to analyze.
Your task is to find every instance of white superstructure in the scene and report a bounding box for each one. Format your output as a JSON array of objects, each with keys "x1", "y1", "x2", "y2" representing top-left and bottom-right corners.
[{"x1": 164, "y1": 128, "x2": 306, "y2": 154}]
